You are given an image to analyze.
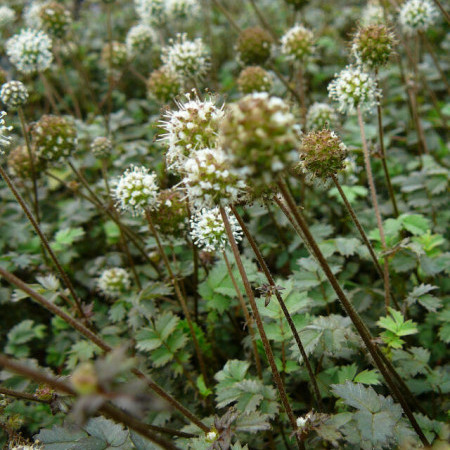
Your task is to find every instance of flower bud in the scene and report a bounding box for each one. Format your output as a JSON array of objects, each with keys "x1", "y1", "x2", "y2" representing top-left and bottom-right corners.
[
  {"x1": 352, "y1": 25, "x2": 395, "y2": 68},
  {"x1": 150, "y1": 188, "x2": 187, "y2": 236},
  {"x1": 90, "y1": 136, "x2": 113, "y2": 157},
  {"x1": 236, "y1": 27, "x2": 272, "y2": 66},
  {"x1": 97, "y1": 267, "x2": 131, "y2": 297},
  {"x1": 147, "y1": 67, "x2": 181, "y2": 103},
  {"x1": 280, "y1": 24, "x2": 314, "y2": 62},
  {"x1": 237, "y1": 66, "x2": 273, "y2": 94}
]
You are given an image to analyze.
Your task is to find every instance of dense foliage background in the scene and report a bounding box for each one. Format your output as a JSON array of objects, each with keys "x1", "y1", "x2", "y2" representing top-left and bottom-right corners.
[{"x1": 0, "y1": 0, "x2": 448, "y2": 448}]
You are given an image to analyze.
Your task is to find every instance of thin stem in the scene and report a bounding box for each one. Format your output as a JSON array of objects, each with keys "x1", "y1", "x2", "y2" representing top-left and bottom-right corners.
[
  {"x1": 145, "y1": 210, "x2": 209, "y2": 387},
  {"x1": 40, "y1": 73, "x2": 61, "y2": 113},
  {"x1": 222, "y1": 251, "x2": 263, "y2": 379},
  {"x1": 210, "y1": 0, "x2": 241, "y2": 34},
  {"x1": 432, "y1": 0, "x2": 450, "y2": 23},
  {"x1": 297, "y1": 65, "x2": 307, "y2": 130},
  {"x1": 277, "y1": 180, "x2": 429, "y2": 446},
  {"x1": 231, "y1": 205, "x2": 322, "y2": 412},
  {"x1": 0, "y1": 387, "x2": 50, "y2": 404},
  {"x1": 357, "y1": 106, "x2": 391, "y2": 311},
  {"x1": 0, "y1": 164, "x2": 87, "y2": 321},
  {"x1": 420, "y1": 32, "x2": 450, "y2": 93},
  {"x1": 219, "y1": 207, "x2": 303, "y2": 449},
  {"x1": 247, "y1": 0, "x2": 278, "y2": 42}
]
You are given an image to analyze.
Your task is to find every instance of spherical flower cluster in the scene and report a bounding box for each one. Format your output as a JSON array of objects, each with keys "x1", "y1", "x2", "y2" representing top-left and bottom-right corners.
[
  {"x1": 352, "y1": 25, "x2": 395, "y2": 68},
  {"x1": 126, "y1": 24, "x2": 155, "y2": 57},
  {"x1": 159, "y1": 94, "x2": 224, "y2": 172},
  {"x1": 24, "y1": 1, "x2": 46, "y2": 28},
  {"x1": 237, "y1": 66, "x2": 273, "y2": 94},
  {"x1": 236, "y1": 27, "x2": 273, "y2": 66},
  {"x1": 361, "y1": 0, "x2": 385, "y2": 26},
  {"x1": 220, "y1": 93, "x2": 300, "y2": 195},
  {"x1": 280, "y1": 24, "x2": 314, "y2": 62},
  {"x1": 8, "y1": 438, "x2": 43, "y2": 450},
  {"x1": 97, "y1": 267, "x2": 131, "y2": 297},
  {"x1": 328, "y1": 65, "x2": 379, "y2": 114},
  {"x1": 165, "y1": 0, "x2": 199, "y2": 18},
  {"x1": 114, "y1": 165, "x2": 159, "y2": 214},
  {"x1": 31, "y1": 115, "x2": 77, "y2": 162},
  {"x1": 6, "y1": 29, "x2": 53, "y2": 74},
  {"x1": 101, "y1": 41, "x2": 128, "y2": 70},
  {"x1": 306, "y1": 102, "x2": 338, "y2": 130},
  {"x1": 7, "y1": 145, "x2": 44, "y2": 179},
  {"x1": 147, "y1": 67, "x2": 181, "y2": 103},
  {"x1": 298, "y1": 129, "x2": 348, "y2": 179},
  {"x1": 0, "y1": 111, "x2": 13, "y2": 153},
  {"x1": 150, "y1": 188, "x2": 187, "y2": 236},
  {"x1": 0, "y1": 6, "x2": 16, "y2": 29},
  {"x1": 90, "y1": 136, "x2": 112, "y2": 157},
  {"x1": 39, "y1": 2, "x2": 72, "y2": 39},
  {"x1": 190, "y1": 207, "x2": 242, "y2": 252},
  {"x1": 134, "y1": 0, "x2": 165, "y2": 26},
  {"x1": 398, "y1": 0, "x2": 438, "y2": 34},
  {"x1": 162, "y1": 34, "x2": 209, "y2": 81},
  {"x1": 1, "y1": 81, "x2": 29, "y2": 110},
  {"x1": 183, "y1": 147, "x2": 246, "y2": 207}
]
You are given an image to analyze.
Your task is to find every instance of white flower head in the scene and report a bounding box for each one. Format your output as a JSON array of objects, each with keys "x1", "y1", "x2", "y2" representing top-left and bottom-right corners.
[
  {"x1": 97, "y1": 267, "x2": 131, "y2": 297},
  {"x1": 328, "y1": 65, "x2": 379, "y2": 114},
  {"x1": 0, "y1": 6, "x2": 16, "y2": 29},
  {"x1": 361, "y1": 0, "x2": 385, "y2": 26},
  {"x1": 183, "y1": 147, "x2": 246, "y2": 207},
  {"x1": 126, "y1": 24, "x2": 156, "y2": 57},
  {"x1": 114, "y1": 165, "x2": 160, "y2": 214},
  {"x1": 162, "y1": 33, "x2": 210, "y2": 82},
  {"x1": 205, "y1": 429, "x2": 218, "y2": 443},
  {"x1": 134, "y1": 0, "x2": 165, "y2": 25},
  {"x1": 280, "y1": 23, "x2": 314, "y2": 62},
  {"x1": 90, "y1": 136, "x2": 112, "y2": 157},
  {"x1": 159, "y1": 92, "x2": 224, "y2": 172},
  {"x1": 6, "y1": 28, "x2": 53, "y2": 74},
  {"x1": 306, "y1": 102, "x2": 338, "y2": 130},
  {"x1": 1, "y1": 81, "x2": 29, "y2": 110},
  {"x1": 24, "y1": 1, "x2": 46, "y2": 28},
  {"x1": 0, "y1": 111, "x2": 13, "y2": 154},
  {"x1": 190, "y1": 207, "x2": 242, "y2": 252},
  {"x1": 399, "y1": 0, "x2": 438, "y2": 34},
  {"x1": 165, "y1": 0, "x2": 199, "y2": 18}
]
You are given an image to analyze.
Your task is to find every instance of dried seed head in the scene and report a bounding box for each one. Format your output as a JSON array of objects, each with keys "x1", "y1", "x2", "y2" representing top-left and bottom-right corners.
[
  {"x1": 237, "y1": 66, "x2": 273, "y2": 94},
  {"x1": 236, "y1": 27, "x2": 273, "y2": 66}
]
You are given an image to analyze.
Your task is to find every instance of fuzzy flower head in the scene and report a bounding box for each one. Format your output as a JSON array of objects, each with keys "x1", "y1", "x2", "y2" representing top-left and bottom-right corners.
[
  {"x1": 280, "y1": 24, "x2": 314, "y2": 62},
  {"x1": 8, "y1": 145, "x2": 45, "y2": 179},
  {"x1": 6, "y1": 29, "x2": 53, "y2": 74},
  {"x1": 134, "y1": 0, "x2": 165, "y2": 25},
  {"x1": 126, "y1": 24, "x2": 156, "y2": 57},
  {"x1": 39, "y1": 2, "x2": 72, "y2": 39},
  {"x1": 237, "y1": 66, "x2": 273, "y2": 94},
  {"x1": 165, "y1": 0, "x2": 199, "y2": 18},
  {"x1": 328, "y1": 65, "x2": 379, "y2": 114},
  {"x1": 236, "y1": 27, "x2": 273, "y2": 66},
  {"x1": 183, "y1": 147, "x2": 246, "y2": 207},
  {"x1": 361, "y1": 0, "x2": 385, "y2": 26},
  {"x1": 97, "y1": 267, "x2": 131, "y2": 297},
  {"x1": 220, "y1": 92, "x2": 300, "y2": 196},
  {"x1": 0, "y1": 6, "x2": 16, "y2": 29},
  {"x1": 32, "y1": 115, "x2": 77, "y2": 162},
  {"x1": 1, "y1": 81, "x2": 29, "y2": 110},
  {"x1": 159, "y1": 93, "x2": 224, "y2": 172},
  {"x1": 352, "y1": 24, "x2": 395, "y2": 68},
  {"x1": 0, "y1": 111, "x2": 12, "y2": 154},
  {"x1": 298, "y1": 129, "x2": 348, "y2": 179},
  {"x1": 150, "y1": 188, "x2": 187, "y2": 236},
  {"x1": 399, "y1": 0, "x2": 438, "y2": 34},
  {"x1": 162, "y1": 34, "x2": 209, "y2": 82},
  {"x1": 101, "y1": 41, "x2": 128, "y2": 70},
  {"x1": 147, "y1": 66, "x2": 181, "y2": 103},
  {"x1": 190, "y1": 207, "x2": 242, "y2": 252},
  {"x1": 90, "y1": 137, "x2": 112, "y2": 157},
  {"x1": 114, "y1": 165, "x2": 159, "y2": 214},
  {"x1": 306, "y1": 102, "x2": 338, "y2": 130}
]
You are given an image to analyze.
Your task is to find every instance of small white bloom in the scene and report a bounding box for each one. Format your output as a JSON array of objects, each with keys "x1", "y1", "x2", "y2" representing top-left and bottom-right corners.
[
  {"x1": 190, "y1": 207, "x2": 242, "y2": 252},
  {"x1": 134, "y1": 0, "x2": 165, "y2": 25},
  {"x1": 306, "y1": 102, "x2": 338, "y2": 130},
  {"x1": 296, "y1": 416, "x2": 308, "y2": 428},
  {"x1": 126, "y1": 24, "x2": 156, "y2": 56},
  {"x1": 97, "y1": 267, "x2": 131, "y2": 297},
  {"x1": 280, "y1": 23, "x2": 314, "y2": 62},
  {"x1": 0, "y1": 6, "x2": 16, "y2": 29},
  {"x1": 0, "y1": 111, "x2": 12, "y2": 153},
  {"x1": 205, "y1": 429, "x2": 218, "y2": 443},
  {"x1": 399, "y1": 0, "x2": 438, "y2": 34},
  {"x1": 90, "y1": 137, "x2": 112, "y2": 157},
  {"x1": 6, "y1": 28, "x2": 53, "y2": 74},
  {"x1": 1, "y1": 81, "x2": 29, "y2": 110},
  {"x1": 361, "y1": 0, "x2": 385, "y2": 26},
  {"x1": 165, "y1": 0, "x2": 199, "y2": 18}
]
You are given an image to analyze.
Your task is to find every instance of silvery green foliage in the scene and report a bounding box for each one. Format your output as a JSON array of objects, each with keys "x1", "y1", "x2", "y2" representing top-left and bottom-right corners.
[
  {"x1": 6, "y1": 28, "x2": 53, "y2": 74},
  {"x1": 398, "y1": 0, "x2": 438, "y2": 34}
]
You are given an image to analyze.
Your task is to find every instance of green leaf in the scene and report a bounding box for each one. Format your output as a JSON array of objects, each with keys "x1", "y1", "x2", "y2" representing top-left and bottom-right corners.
[
  {"x1": 399, "y1": 214, "x2": 430, "y2": 235},
  {"x1": 6, "y1": 320, "x2": 46, "y2": 358},
  {"x1": 354, "y1": 370, "x2": 381, "y2": 385},
  {"x1": 52, "y1": 227, "x2": 85, "y2": 251}
]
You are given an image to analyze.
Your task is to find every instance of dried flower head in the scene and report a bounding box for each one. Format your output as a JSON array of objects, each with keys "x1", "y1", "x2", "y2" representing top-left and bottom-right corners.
[
  {"x1": 0, "y1": 6, "x2": 16, "y2": 29},
  {"x1": 147, "y1": 66, "x2": 181, "y2": 103},
  {"x1": 162, "y1": 33, "x2": 209, "y2": 82},
  {"x1": 328, "y1": 65, "x2": 379, "y2": 114},
  {"x1": 150, "y1": 188, "x2": 187, "y2": 236},
  {"x1": 39, "y1": 2, "x2": 72, "y2": 39},
  {"x1": 6, "y1": 29, "x2": 53, "y2": 74},
  {"x1": 237, "y1": 66, "x2": 273, "y2": 94},
  {"x1": 101, "y1": 41, "x2": 128, "y2": 70},
  {"x1": 159, "y1": 93, "x2": 224, "y2": 172},
  {"x1": 190, "y1": 206, "x2": 242, "y2": 252},
  {"x1": 220, "y1": 92, "x2": 300, "y2": 196},
  {"x1": 183, "y1": 147, "x2": 246, "y2": 207},
  {"x1": 134, "y1": 0, "x2": 165, "y2": 25},
  {"x1": 306, "y1": 102, "x2": 338, "y2": 130},
  {"x1": 352, "y1": 24, "x2": 395, "y2": 68},
  {"x1": 126, "y1": 24, "x2": 156, "y2": 57},
  {"x1": 298, "y1": 129, "x2": 347, "y2": 179},
  {"x1": 32, "y1": 115, "x2": 77, "y2": 162},
  {"x1": 399, "y1": 0, "x2": 438, "y2": 34},
  {"x1": 90, "y1": 136, "x2": 112, "y2": 157},
  {"x1": 1, "y1": 81, "x2": 29, "y2": 110},
  {"x1": 8, "y1": 145, "x2": 44, "y2": 179},
  {"x1": 236, "y1": 27, "x2": 273, "y2": 66},
  {"x1": 114, "y1": 165, "x2": 159, "y2": 214},
  {"x1": 0, "y1": 111, "x2": 12, "y2": 153},
  {"x1": 280, "y1": 24, "x2": 314, "y2": 62},
  {"x1": 97, "y1": 267, "x2": 131, "y2": 297}
]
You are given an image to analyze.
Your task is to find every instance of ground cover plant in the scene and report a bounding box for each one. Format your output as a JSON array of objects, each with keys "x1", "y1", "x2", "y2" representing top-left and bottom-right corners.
[{"x1": 0, "y1": 0, "x2": 448, "y2": 448}]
